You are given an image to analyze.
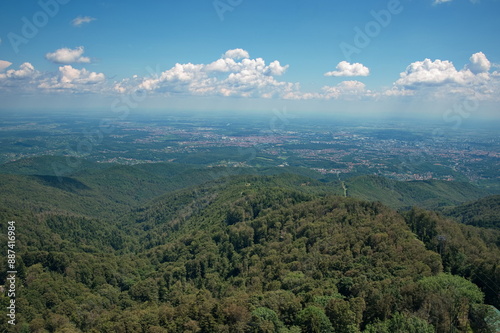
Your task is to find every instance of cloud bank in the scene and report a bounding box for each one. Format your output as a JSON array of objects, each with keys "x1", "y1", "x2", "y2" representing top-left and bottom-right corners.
[
  {"x1": 115, "y1": 49, "x2": 295, "y2": 99},
  {"x1": 1, "y1": 50, "x2": 498, "y2": 103}
]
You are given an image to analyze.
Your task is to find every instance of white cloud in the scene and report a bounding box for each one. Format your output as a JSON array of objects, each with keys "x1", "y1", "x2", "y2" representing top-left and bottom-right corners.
[
  {"x1": 6, "y1": 50, "x2": 363, "y2": 100},
  {"x1": 389, "y1": 52, "x2": 499, "y2": 100},
  {"x1": 266, "y1": 60, "x2": 289, "y2": 76},
  {"x1": 136, "y1": 63, "x2": 206, "y2": 92},
  {"x1": 3, "y1": 49, "x2": 498, "y2": 103},
  {"x1": 205, "y1": 58, "x2": 240, "y2": 72},
  {"x1": 0, "y1": 62, "x2": 106, "y2": 93},
  {"x1": 224, "y1": 49, "x2": 250, "y2": 59},
  {"x1": 322, "y1": 81, "x2": 371, "y2": 99},
  {"x1": 282, "y1": 81, "x2": 372, "y2": 100},
  {"x1": 0, "y1": 62, "x2": 37, "y2": 80},
  {"x1": 72, "y1": 16, "x2": 96, "y2": 27},
  {"x1": 466, "y1": 52, "x2": 490, "y2": 74},
  {"x1": 59, "y1": 66, "x2": 105, "y2": 85},
  {"x1": 325, "y1": 61, "x2": 370, "y2": 77},
  {"x1": 117, "y1": 49, "x2": 294, "y2": 99},
  {"x1": 113, "y1": 49, "x2": 374, "y2": 100},
  {"x1": 383, "y1": 87, "x2": 415, "y2": 97},
  {"x1": 45, "y1": 47, "x2": 91, "y2": 64},
  {"x1": 0, "y1": 60, "x2": 12, "y2": 72},
  {"x1": 0, "y1": 63, "x2": 41, "y2": 92},
  {"x1": 38, "y1": 65, "x2": 105, "y2": 91},
  {"x1": 395, "y1": 58, "x2": 474, "y2": 88}
]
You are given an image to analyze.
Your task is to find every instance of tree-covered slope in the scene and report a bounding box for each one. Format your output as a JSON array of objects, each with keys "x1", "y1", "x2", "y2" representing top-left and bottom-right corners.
[
  {"x1": 1, "y1": 156, "x2": 491, "y2": 214},
  {"x1": 440, "y1": 195, "x2": 500, "y2": 229},
  {"x1": 345, "y1": 175, "x2": 490, "y2": 209},
  {"x1": 0, "y1": 156, "x2": 111, "y2": 176},
  {"x1": 1, "y1": 172, "x2": 498, "y2": 332},
  {"x1": 403, "y1": 207, "x2": 500, "y2": 308},
  {"x1": 1, "y1": 157, "x2": 499, "y2": 332},
  {"x1": 0, "y1": 156, "x2": 340, "y2": 219}
]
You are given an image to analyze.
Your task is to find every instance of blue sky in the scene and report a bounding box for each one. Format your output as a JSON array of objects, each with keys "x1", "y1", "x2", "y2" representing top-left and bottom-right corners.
[{"x1": 0, "y1": 0, "x2": 499, "y2": 117}]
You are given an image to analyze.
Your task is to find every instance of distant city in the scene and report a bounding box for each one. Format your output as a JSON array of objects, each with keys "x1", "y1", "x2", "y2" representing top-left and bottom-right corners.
[{"x1": 1, "y1": 112, "x2": 498, "y2": 189}]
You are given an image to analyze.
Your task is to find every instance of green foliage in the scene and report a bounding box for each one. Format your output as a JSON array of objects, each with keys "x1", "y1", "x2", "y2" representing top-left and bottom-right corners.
[
  {"x1": 325, "y1": 298, "x2": 362, "y2": 333},
  {"x1": 346, "y1": 175, "x2": 489, "y2": 210},
  {"x1": 418, "y1": 273, "x2": 484, "y2": 304},
  {"x1": 297, "y1": 306, "x2": 333, "y2": 333},
  {"x1": 363, "y1": 312, "x2": 434, "y2": 333},
  {"x1": 415, "y1": 274, "x2": 484, "y2": 332},
  {"x1": 0, "y1": 157, "x2": 498, "y2": 332},
  {"x1": 470, "y1": 304, "x2": 500, "y2": 333},
  {"x1": 251, "y1": 307, "x2": 285, "y2": 332},
  {"x1": 403, "y1": 207, "x2": 500, "y2": 308},
  {"x1": 441, "y1": 195, "x2": 500, "y2": 229}
]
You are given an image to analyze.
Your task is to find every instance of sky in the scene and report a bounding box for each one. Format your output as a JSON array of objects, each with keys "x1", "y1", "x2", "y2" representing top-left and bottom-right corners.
[{"x1": 0, "y1": 0, "x2": 499, "y2": 118}]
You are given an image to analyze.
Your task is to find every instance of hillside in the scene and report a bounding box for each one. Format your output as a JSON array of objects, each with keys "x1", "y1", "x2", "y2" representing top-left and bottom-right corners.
[
  {"x1": 0, "y1": 156, "x2": 492, "y2": 214},
  {"x1": 0, "y1": 166, "x2": 499, "y2": 332},
  {"x1": 0, "y1": 157, "x2": 339, "y2": 220},
  {"x1": 0, "y1": 156, "x2": 112, "y2": 176},
  {"x1": 345, "y1": 175, "x2": 490, "y2": 210},
  {"x1": 440, "y1": 195, "x2": 500, "y2": 229}
]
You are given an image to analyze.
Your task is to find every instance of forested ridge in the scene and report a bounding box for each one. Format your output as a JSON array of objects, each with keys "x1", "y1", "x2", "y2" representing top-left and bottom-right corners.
[
  {"x1": 440, "y1": 195, "x2": 500, "y2": 229},
  {"x1": 0, "y1": 157, "x2": 499, "y2": 332}
]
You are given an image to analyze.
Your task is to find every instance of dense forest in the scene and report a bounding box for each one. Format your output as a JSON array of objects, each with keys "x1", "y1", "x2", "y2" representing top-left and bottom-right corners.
[
  {"x1": 440, "y1": 195, "x2": 500, "y2": 229},
  {"x1": 0, "y1": 157, "x2": 499, "y2": 332}
]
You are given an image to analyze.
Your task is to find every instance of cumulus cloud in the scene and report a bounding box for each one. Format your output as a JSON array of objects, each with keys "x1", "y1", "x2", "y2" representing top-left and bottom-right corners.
[
  {"x1": 59, "y1": 66, "x2": 105, "y2": 85},
  {"x1": 0, "y1": 62, "x2": 38, "y2": 80},
  {"x1": 389, "y1": 52, "x2": 499, "y2": 100},
  {"x1": 0, "y1": 60, "x2": 12, "y2": 72},
  {"x1": 205, "y1": 58, "x2": 240, "y2": 72},
  {"x1": 136, "y1": 63, "x2": 206, "y2": 92},
  {"x1": 223, "y1": 49, "x2": 250, "y2": 59},
  {"x1": 72, "y1": 16, "x2": 96, "y2": 27},
  {"x1": 394, "y1": 58, "x2": 473, "y2": 87},
  {"x1": 113, "y1": 50, "x2": 380, "y2": 101},
  {"x1": 4, "y1": 48, "x2": 497, "y2": 102},
  {"x1": 45, "y1": 47, "x2": 91, "y2": 64},
  {"x1": 266, "y1": 60, "x2": 289, "y2": 76},
  {"x1": 0, "y1": 61, "x2": 105, "y2": 94},
  {"x1": 116, "y1": 49, "x2": 294, "y2": 99},
  {"x1": 466, "y1": 52, "x2": 490, "y2": 74},
  {"x1": 324, "y1": 61, "x2": 370, "y2": 77},
  {"x1": 0, "y1": 63, "x2": 41, "y2": 92},
  {"x1": 39, "y1": 65, "x2": 105, "y2": 91}
]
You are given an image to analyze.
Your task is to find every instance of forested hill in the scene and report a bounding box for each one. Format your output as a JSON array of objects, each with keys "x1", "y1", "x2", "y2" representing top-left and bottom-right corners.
[
  {"x1": 440, "y1": 195, "x2": 500, "y2": 229},
  {"x1": 0, "y1": 156, "x2": 493, "y2": 214},
  {"x1": 0, "y1": 158, "x2": 499, "y2": 332},
  {"x1": 345, "y1": 175, "x2": 490, "y2": 210},
  {"x1": 0, "y1": 157, "x2": 337, "y2": 220}
]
